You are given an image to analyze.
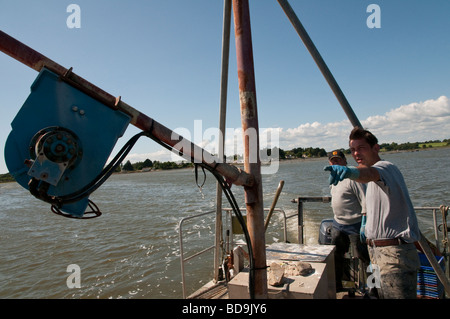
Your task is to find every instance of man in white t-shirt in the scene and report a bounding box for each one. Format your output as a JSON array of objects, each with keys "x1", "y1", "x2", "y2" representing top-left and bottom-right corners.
[{"x1": 324, "y1": 127, "x2": 420, "y2": 299}]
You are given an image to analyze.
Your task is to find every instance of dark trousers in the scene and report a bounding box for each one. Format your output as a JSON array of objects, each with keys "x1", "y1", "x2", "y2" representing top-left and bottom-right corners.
[{"x1": 331, "y1": 226, "x2": 370, "y2": 289}]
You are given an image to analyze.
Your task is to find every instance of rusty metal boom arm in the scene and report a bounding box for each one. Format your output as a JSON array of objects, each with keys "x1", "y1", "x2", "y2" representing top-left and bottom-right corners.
[{"x1": 0, "y1": 30, "x2": 253, "y2": 187}]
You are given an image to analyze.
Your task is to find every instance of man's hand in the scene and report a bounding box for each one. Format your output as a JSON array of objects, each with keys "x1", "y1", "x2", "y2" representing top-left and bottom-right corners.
[{"x1": 324, "y1": 165, "x2": 360, "y2": 185}]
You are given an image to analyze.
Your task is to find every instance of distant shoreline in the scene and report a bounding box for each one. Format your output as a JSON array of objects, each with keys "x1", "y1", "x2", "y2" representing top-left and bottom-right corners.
[{"x1": 1, "y1": 145, "x2": 449, "y2": 184}]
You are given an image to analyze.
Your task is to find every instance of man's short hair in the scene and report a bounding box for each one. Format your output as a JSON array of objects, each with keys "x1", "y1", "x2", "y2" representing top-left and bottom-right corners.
[{"x1": 349, "y1": 126, "x2": 378, "y2": 147}]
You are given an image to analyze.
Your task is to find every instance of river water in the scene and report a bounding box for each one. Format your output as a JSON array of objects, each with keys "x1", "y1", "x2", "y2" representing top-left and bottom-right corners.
[{"x1": 1, "y1": 147, "x2": 449, "y2": 299}]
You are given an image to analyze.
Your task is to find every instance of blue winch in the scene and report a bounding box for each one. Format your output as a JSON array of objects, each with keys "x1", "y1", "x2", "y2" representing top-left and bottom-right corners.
[{"x1": 4, "y1": 68, "x2": 131, "y2": 217}]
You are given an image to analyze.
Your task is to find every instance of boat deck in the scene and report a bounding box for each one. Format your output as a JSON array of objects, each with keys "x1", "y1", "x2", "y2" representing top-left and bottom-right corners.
[
  {"x1": 188, "y1": 281, "x2": 229, "y2": 299},
  {"x1": 188, "y1": 280, "x2": 368, "y2": 299}
]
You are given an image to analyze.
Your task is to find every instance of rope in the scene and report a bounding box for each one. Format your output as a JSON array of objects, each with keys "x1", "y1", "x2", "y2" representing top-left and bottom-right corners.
[
  {"x1": 194, "y1": 164, "x2": 207, "y2": 199},
  {"x1": 51, "y1": 199, "x2": 102, "y2": 219}
]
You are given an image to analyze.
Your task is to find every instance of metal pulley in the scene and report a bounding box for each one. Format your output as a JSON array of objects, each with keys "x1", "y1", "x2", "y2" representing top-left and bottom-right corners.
[{"x1": 27, "y1": 127, "x2": 82, "y2": 186}]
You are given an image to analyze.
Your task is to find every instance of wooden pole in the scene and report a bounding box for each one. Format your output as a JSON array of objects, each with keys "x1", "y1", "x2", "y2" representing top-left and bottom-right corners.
[
  {"x1": 264, "y1": 180, "x2": 284, "y2": 231},
  {"x1": 232, "y1": 0, "x2": 268, "y2": 298}
]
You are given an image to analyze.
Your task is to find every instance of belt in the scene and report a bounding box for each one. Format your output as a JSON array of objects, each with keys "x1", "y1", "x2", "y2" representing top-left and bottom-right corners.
[{"x1": 366, "y1": 238, "x2": 405, "y2": 247}]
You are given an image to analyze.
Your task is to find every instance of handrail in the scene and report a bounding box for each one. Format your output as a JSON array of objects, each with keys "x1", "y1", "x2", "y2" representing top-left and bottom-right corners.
[
  {"x1": 293, "y1": 196, "x2": 331, "y2": 244},
  {"x1": 178, "y1": 207, "x2": 288, "y2": 299},
  {"x1": 222, "y1": 207, "x2": 288, "y2": 244},
  {"x1": 294, "y1": 197, "x2": 449, "y2": 250},
  {"x1": 178, "y1": 210, "x2": 216, "y2": 299},
  {"x1": 415, "y1": 207, "x2": 448, "y2": 253}
]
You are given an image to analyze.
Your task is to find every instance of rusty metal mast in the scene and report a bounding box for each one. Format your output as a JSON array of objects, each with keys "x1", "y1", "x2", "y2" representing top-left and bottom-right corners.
[{"x1": 232, "y1": 0, "x2": 268, "y2": 298}]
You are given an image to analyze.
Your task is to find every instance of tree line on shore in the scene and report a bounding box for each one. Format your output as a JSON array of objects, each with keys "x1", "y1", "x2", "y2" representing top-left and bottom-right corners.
[
  {"x1": 119, "y1": 138, "x2": 450, "y2": 172},
  {"x1": 1, "y1": 138, "x2": 449, "y2": 180},
  {"x1": 119, "y1": 159, "x2": 193, "y2": 172}
]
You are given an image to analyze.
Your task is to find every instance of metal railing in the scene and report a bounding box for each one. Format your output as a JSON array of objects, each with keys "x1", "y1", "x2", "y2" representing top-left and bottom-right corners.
[
  {"x1": 294, "y1": 197, "x2": 450, "y2": 288},
  {"x1": 293, "y1": 197, "x2": 449, "y2": 252},
  {"x1": 178, "y1": 207, "x2": 288, "y2": 299},
  {"x1": 292, "y1": 196, "x2": 331, "y2": 244},
  {"x1": 415, "y1": 206, "x2": 449, "y2": 258}
]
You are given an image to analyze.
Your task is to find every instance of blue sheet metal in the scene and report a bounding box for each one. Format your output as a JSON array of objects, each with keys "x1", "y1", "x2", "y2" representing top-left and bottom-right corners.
[{"x1": 5, "y1": 68, "x2": 131, "y2": 217}]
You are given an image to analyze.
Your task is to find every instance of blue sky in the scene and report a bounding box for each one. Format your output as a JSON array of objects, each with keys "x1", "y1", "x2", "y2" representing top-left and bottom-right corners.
[{"x1": 1, "y1": 0, "x2": 450, "y2": 174}]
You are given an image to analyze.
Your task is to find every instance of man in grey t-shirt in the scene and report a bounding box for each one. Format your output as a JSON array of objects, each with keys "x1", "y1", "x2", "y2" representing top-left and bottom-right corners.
[{"x1": 325, "y1": 127, "x2": 420, "y2": 299}]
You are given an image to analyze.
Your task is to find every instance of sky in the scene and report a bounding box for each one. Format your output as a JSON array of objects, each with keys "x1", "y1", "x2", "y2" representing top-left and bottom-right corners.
[{"x1": 1, "y1": 0, "x2": 450, "y2": 174}]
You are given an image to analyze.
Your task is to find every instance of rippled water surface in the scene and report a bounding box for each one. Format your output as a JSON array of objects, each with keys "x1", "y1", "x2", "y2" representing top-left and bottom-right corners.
[{"x1": 1, "y1": 147, "x2": 449, "y2": 298}]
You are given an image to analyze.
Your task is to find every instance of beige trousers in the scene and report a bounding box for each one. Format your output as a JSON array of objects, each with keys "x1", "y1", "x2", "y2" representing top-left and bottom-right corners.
[{"x1": 368, "y1": 243, "x2": 420, "y2": 299}]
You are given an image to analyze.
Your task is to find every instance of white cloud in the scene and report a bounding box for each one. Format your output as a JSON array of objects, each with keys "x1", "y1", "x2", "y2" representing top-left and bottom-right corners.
[
  {"x1": 274, "y1": 95, "x2": 450, "y2": 151},
  {"x1": 365, "y1": 98, "x2": 450, "y2": 129},
  {"x1": 123, "y1": 96, "x2": 450, "y2": 163},
  {"x1": 362, "y1": 96, "x2": 450, "y2": 144},
  {"x1": 273, "y1": 95, "x2": 450, "y2": 151},
  {"x1": 278, "y1": 120, "x2": 351, "y2": 150}
]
